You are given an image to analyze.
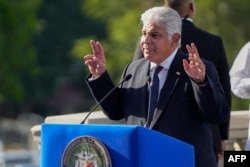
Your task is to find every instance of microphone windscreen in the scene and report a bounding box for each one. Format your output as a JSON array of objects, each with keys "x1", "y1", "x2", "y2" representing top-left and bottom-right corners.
[{"x1": 124, "y1": 74, "x2": 132, "y2": 81}]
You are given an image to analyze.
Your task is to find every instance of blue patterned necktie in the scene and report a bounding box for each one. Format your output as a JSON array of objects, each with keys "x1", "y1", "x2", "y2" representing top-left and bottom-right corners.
[{"x1": 148, "y1": 65, "x2": 163, "y2": 125}]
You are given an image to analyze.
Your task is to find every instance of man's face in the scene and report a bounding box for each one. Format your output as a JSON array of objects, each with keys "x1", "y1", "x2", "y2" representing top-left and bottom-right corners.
[{"x1": 140, "y1": 22, "x2": 177, "y2": 64}]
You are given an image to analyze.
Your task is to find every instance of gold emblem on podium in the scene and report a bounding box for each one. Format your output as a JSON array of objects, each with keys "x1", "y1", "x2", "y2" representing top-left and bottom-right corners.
[{"x1": 62, "y1": 136, "x2": 112, "y2": 167}]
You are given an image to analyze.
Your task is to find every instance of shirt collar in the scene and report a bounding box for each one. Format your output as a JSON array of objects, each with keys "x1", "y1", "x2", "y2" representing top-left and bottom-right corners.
[
  {"x1": 182, "y1": 17, "x2": 193, "y2": 22},
  {"x1": 150, "y1": 48, "x2": 178, "y2": 71}
]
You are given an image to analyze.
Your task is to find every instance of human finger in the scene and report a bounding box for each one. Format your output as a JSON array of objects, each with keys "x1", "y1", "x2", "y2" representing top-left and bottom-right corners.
[
  {"x1": 90, "y1": 40, "x2": 105, "y2": 62},
  {"x1": 84, "y1": 54, "x2": 94, "y2": 60},
  {"x1": 182, "y1": 59, "x2": 190, "y2": 72},
  {"x1": 95, "y1": 41, "x2": 105, "y2": 58},
  {"x1": 90, "y1": 40, "x2": 98, "y2": 56},
  {"x1": 186, "y1": 43, "x2": 200, "y2": 58},
  {"x1": 218, "y1": 152, "x2": 224, "y2": 160},
  {"x1": 83, "y1": 53, "x2": 97, "y2": 67},
  {"x1": 188, "y1": 56, "x2": 203, "y2": 65}
]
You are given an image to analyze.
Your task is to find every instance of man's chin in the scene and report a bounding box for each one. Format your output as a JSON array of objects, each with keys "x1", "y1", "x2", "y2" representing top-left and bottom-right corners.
[
  {"x1": 144, "y1": 55, "x2": 154, "y2": 62},
  {"x1": 144, "y1": 54, "x2": 150, "y2": 60}
]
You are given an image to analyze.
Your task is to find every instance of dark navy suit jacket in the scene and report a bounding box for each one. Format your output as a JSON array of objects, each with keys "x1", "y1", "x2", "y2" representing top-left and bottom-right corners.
[
  {"x1": 133, "y1": 19, "x2": 231, "y2": 157},
  {"x1": 86, "y1": 50, "x2": 228, "y2": 167}
]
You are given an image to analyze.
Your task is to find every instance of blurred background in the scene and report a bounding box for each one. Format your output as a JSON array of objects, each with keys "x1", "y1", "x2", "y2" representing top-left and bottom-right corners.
[{"x1": 0, "y1": 0, "x2": 250, "y2": 166}]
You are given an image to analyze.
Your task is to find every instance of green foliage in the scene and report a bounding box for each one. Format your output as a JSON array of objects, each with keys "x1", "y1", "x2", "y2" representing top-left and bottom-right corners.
[
  {"x1": 195, "y1": 0, "x2": 250, "y2": 110},
  {"x1": 196, "y1": 0, "x2": 250, "y2": 66},
  {"x1": 32, "y1": 0, "x2": 108, "y2": 115},
  {"x1": 0, "y1": 0, "x2": 41, "y2": 102},
  {"x1": 76, "y1": 0, "x2": 163, "y2": 82},
  {"x1": 76, "y1": 0, "x2": 250, "y2": 110},
  {"x1": 72, "y1": 37, "x2": 94, "y2": 59},
  {"x1": 1, "y1": 0, "x2": 250, "y2": 116}
]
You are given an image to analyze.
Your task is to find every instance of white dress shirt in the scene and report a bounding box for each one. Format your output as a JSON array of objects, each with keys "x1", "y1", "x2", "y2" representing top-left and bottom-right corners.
[
  {"x1": 230, "y1": 41, "x2": 250, "y2": 150},
  {"x1": 149, "y1": 48, "x2": 177, "y2": 96},
  {"x1": 230, "y1": 41, "x2": 250, "y2": 99}
]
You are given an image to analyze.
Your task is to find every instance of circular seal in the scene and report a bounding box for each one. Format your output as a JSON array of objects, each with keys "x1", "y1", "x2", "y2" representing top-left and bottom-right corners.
[{"x1": 61, "y1": 136, "x2": 112, "y2": 167}]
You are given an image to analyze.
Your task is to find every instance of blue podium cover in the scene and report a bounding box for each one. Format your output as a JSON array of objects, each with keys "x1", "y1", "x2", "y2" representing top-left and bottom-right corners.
[{"x1": 41, "y1": 124, "x2": 194, "y2": 167}]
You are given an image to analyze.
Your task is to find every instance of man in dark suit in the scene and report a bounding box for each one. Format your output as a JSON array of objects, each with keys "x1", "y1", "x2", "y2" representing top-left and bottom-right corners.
[
  {"x1": 84, "y1": 7, "x2": 228, "y2": 167},
  {"x1": 134, "y1": 0, "x2": 231, "y2": 161}
]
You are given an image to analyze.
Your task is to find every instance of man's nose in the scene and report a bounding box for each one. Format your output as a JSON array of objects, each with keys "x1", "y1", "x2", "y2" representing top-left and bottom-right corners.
[{"x1": 144, "y1": 35, "x2": 152, "y2": 43}]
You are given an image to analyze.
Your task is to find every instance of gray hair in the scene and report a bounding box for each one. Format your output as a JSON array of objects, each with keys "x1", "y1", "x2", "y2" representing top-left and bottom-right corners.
[{"x1": 141, "y1": 7, "x2": 182, "y2": 46}]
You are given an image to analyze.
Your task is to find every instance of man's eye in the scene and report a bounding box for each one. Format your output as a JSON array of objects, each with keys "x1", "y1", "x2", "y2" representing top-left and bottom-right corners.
[{"x1": 152, "y1": 34, "x2": 159, "y2": 37}]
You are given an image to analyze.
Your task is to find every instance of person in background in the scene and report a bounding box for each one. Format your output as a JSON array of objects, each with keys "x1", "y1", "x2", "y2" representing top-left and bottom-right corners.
[
  {"x1": 84, "y1": 7, "x2": 228, "y2": 167},
  {"x1": 133, "y1": 0, "x2": 231, "y2": 161},
  {"x1": 230, "y1": 41, "x2": 250, "y2": 150}
]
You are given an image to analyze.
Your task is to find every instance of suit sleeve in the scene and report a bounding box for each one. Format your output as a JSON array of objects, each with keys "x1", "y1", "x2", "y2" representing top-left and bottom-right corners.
[
  {"x1": 191, "y1": 61, "x2": 229, "y2": 124},
  {"x1": 85, "y1": 71, "x2": 125, "y2": 120}
]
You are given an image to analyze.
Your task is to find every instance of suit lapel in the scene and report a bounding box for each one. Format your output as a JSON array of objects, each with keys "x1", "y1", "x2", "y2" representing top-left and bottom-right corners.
[{"x1": 150, "y1": 50, "x2": 186, "y2": 128}]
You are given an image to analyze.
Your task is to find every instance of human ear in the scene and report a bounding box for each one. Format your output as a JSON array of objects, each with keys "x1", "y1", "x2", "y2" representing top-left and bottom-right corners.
[{"x1": 171, "y1": 33, "x2": 181, "y2": 46}]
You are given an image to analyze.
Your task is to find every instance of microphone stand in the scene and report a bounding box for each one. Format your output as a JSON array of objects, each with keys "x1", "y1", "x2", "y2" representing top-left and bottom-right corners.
[{"x1": 80, "y1": 74, "x2": 132, "y2": 124}]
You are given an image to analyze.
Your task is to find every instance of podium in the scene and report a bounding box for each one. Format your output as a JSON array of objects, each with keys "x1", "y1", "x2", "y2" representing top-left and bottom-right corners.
[{"x1": 41, "y1": 124, "x2": 194, "y2": 167}]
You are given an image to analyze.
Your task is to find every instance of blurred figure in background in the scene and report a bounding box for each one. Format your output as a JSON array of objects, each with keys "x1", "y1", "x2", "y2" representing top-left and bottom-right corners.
[{"x1": 230, "y1": 41, "x2": 250, "y2": 150}]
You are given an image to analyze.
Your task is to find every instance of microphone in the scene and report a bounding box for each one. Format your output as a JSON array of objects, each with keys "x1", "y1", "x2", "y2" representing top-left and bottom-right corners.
[{"x1": 80, "y1": 74, "x2": 132, "y2": 124}]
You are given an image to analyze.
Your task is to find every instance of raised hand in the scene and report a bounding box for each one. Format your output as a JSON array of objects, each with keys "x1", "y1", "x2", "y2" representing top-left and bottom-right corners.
[
  {"x1": 183, "y1": 43, "x2": 206, "y2": 83},
  {"x1": 84, "y1": 40, "x2": 106, "y2": 78}
]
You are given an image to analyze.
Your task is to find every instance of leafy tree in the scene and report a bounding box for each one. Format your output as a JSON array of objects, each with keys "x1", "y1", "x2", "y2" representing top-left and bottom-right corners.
[
  {"x1": 74, "y1": 0, "x2": 163, "y2": 82},
  {"x1": 0, "y1": 0, "x2": 40, "y2": 117},
  {"x1": 195, "y1": 0, "x2": 250, "y2": 110},
  {"x1": 75, "y1": 0, "x2": 250, "y2": 111},
  {"x1": 33, "y1": 0, "x2": 107, "y2": 116},
  {"x1": 2, "y1": 0, "x2": 249, "y2": 118},
  {"x1": 0, "y1": 0, "x2": 107, "y2": 117}
]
